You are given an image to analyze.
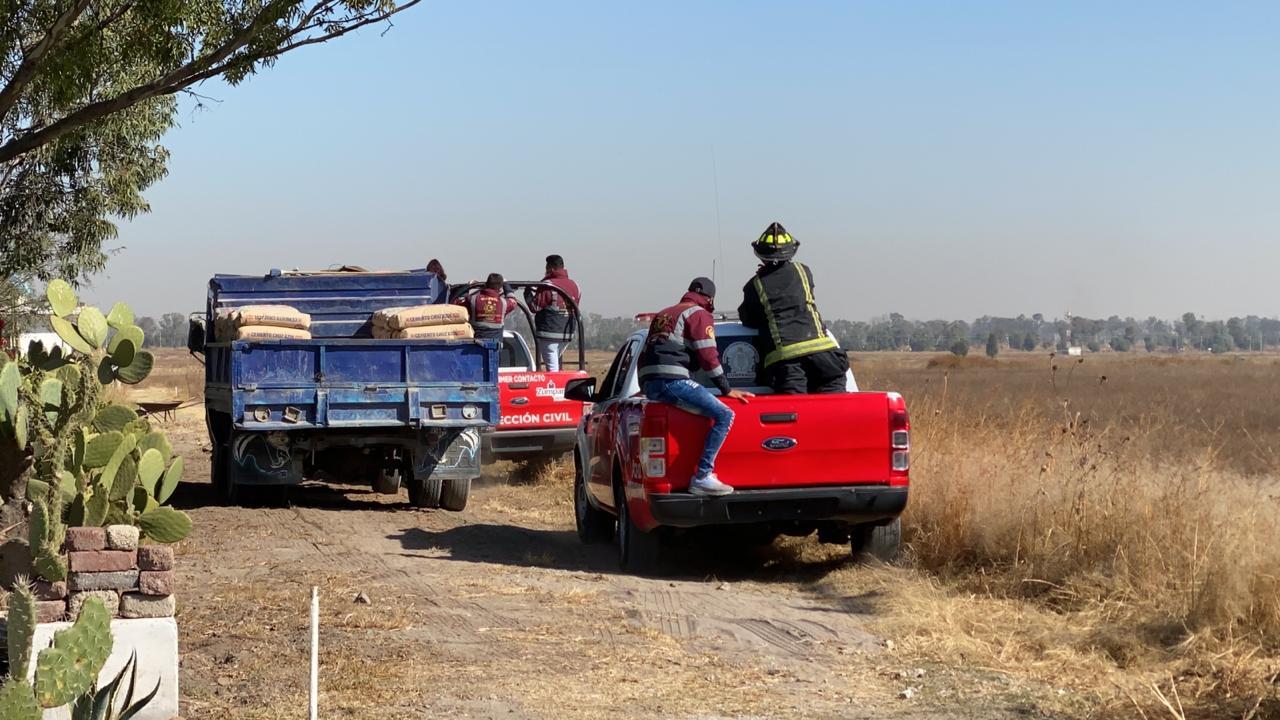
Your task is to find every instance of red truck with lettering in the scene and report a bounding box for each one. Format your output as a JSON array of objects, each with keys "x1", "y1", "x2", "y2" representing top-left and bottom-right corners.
[
  {"x1": 484, "y1": 329, "x2": 588, "y2": 465},
  {"x1": 564, "y1": 321, "x2": 909, "y2": 572}
]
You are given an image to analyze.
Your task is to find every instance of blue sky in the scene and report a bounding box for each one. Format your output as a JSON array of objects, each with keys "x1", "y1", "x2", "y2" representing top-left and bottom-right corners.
[{"x1": 85, "y1": 1, "x2": 1279, "y2": 321}]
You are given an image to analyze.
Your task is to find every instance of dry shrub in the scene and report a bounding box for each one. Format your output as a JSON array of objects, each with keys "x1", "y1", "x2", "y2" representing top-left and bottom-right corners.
[
  {"x1": 925, "y1": 353, "x2": 1000, "y2": 370},
  {"x1": 891, "y1": 358, "x2": 1280, "y2": 714}
]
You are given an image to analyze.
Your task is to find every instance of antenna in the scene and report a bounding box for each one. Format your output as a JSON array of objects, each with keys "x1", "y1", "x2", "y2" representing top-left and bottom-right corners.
[{"x1": 711, "y1": 144, "x2": 723, "y2": 285}]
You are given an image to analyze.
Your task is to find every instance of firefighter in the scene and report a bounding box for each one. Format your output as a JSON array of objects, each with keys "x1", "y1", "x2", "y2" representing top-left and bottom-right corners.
[
  {"x1": 738, "y1": 222, "x2": 849, "y2": 394},
  {"x1": 454, "y1": 273, "x2": 517, "y2": 340},
  {"x1": 639, "y1": 277, "x2": 753, "y2": 497},
  {"x1": 524, "y1": 254, "x2": 581, "y2": 371}
]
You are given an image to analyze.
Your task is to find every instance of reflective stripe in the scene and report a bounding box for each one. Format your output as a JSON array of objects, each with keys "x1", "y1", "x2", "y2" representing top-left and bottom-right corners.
[
  {"x1": 689, "y1": 339, "x2": 716, "y2": 350},
  {"x1": 535, "y1": 330, "x2": 575, "y2": 341},
  {"x1": 763, "y1": 336, "x2": 838, "y2": 367},
  {"x1": 794, "y1": 263, "x2": 825, "y2": 337},
  {"x1": 638, "y1": 365, "x2": 691, "y2": 379},
  {"x1": 753, "y1": 276, "x2": 784, "y2": 350},
  {"x1": 473, "y1": 321, "x2": 504, "y2": 330},
  {"x1": 672, "y1": 304, "x2": 700, "y2": 340},
  {"x1": 706, "y1": 365, "x2": 725, "y2": 378}
]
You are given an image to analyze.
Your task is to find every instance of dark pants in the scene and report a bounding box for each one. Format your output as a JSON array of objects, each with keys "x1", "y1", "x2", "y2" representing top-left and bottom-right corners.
[{"x1": 765, "y1": 349, "x2": 849, "y2": 394}]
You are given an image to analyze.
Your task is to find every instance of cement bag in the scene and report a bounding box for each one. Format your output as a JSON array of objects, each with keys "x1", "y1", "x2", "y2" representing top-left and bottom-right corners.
[
  {"x1": 393, "y1": 323, "x2": 474, "y2": 340},
  {"x1": 374, "y1": 304, "x2": 468, "y2": 330},
  {"x1": 233, "y1": 305, "x2": 311, "y2": 330},
  {"x1": 234, "y1": 326, "x2": 313, "y2": 341}
]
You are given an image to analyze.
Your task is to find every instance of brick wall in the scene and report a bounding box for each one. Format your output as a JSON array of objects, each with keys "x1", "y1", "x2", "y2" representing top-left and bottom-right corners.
[{"x1": 36, "y1": 526, "x2": 176, "y2": 623}]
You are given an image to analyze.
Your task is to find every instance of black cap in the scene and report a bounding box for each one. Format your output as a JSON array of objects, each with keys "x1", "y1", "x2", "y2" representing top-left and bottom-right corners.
[{"x1": 688, "y1": 276, "x2": 716, "y2": 298}]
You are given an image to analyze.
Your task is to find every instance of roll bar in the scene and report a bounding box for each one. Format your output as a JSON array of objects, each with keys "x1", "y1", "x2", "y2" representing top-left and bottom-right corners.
[{"x1": 449, "y1": 280, "x2": 587, "y2": 372}]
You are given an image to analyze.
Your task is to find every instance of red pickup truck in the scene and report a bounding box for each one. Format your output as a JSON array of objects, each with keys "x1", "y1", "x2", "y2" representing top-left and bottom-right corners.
[{"x1": 564, "y1": 321, "x2": 909, "y2": 572}]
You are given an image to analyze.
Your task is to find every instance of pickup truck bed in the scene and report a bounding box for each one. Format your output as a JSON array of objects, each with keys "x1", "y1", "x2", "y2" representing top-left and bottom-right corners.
[{"x1": 569, "y1": 322, "x2": 909, "y2": 572}]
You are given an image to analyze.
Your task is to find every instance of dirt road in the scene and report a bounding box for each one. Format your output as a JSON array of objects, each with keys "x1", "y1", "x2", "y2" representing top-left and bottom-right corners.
[{"x1": 163, "y1": 411, "x2": 1060, "y2": 719}]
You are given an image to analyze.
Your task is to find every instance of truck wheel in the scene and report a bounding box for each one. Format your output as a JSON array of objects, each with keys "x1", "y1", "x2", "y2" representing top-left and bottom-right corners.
[
  {"x1": 407, "y1": 473, "x2": 442, "y2": 509},
  {"x1": 440, "y1": 477, "x2": 470, "y2": 512},
  {"x1": 574, "y1": 460, "x2": 614, "y2": 543},
  {"x1": 617, "y1": 484, "x2": 661, "y2": 573},
  {"x1": 851, "y1": 518, "x2": 902, "y2": 563}
]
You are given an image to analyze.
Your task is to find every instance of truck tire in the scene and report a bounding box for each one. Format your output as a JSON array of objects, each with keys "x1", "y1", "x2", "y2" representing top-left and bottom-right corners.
[
  {"x1": 440, "y1": 477, "x2": 470, "y2": 512},
  {"x1": 574, "y1": 458, "x2": 614, "y2": 543},
  {"x1": 407, "y1": 474, "x2": 442, "y2": 509},
  {"x1": 617, "y1": 481, "x2": 661, "y2": 574},
  {"x1": 851, "y1": 517, "x2": 902, "y2": 563}
]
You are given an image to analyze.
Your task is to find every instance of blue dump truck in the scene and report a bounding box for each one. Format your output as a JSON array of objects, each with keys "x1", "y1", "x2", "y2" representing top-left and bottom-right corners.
[{"x1": 188, "y1": 269, "x2": 499, "y2": 509}]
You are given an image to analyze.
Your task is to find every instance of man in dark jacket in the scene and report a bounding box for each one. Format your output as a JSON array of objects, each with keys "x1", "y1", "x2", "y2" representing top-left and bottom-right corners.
[
  {"x1": 454, "y1": 273, "x2": 516, "y2": 340},
  {"x1": 738, "y1": 222, "x2": 849, "y2": 394},
  {"x1": 639, "y1": 278, "x2": 753, "y2": 496},
  {"x1": 525, "y1": 254, "x2": 582, "y2": 371}
]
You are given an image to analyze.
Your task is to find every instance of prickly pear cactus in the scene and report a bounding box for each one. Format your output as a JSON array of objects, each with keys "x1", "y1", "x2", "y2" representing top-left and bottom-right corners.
[
  {"x1": 7, "y1": 583, "x2": 37, "y2": 679},
  {"x1": 0, "y1": 681, "x2": 41, "y2": 720},
  {"x1": 33, "y1": 597, "x2": 112, "y2": 708},
  {"x1": 29, "y1": 498, "x2": 66, "y2": 583},
  {"x1": 137, "y1": 506, "x2": 193, "y2": 543}
]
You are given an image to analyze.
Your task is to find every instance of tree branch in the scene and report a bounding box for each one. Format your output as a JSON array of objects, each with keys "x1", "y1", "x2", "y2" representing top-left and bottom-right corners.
[
  {"x1": 0, "y1": 0, "x2": 95, "y2": 125},
  {"x1": 0, "y1": 0, "x2": 423, "y2": 164}
]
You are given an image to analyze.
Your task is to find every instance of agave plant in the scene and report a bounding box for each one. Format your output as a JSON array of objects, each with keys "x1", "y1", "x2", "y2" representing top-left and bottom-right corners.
[{"x1": 69, "y1": 652, "x2": 161, "y2": 720}]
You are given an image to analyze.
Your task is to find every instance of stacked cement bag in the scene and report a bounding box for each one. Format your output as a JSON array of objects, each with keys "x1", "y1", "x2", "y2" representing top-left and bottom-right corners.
[
  {"x1": 216, "y1": 305, "x2": 312, "y2": 340},
  {"x1": 372, "y1": 304, "x2": 474, "y2": 340}
]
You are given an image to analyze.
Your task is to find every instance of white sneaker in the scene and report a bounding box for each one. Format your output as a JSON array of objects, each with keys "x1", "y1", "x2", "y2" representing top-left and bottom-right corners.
[{"x1": 688, "y1": 473, "x2": 734, "y2": 497}]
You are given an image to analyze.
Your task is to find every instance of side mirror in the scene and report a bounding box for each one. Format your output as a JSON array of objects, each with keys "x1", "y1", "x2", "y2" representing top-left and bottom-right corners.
[{"x1": 564, "y1": 377, "x2": 598, "y2": 403}]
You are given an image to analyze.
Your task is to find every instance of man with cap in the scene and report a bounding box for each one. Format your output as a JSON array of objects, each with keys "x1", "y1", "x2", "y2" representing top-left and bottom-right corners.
[
  {"x1": 454, "y1": 273, "x2": 517, "y2": 340},
  {"x1": 525, "y1": 254, "x2": 581, "y2": 371},
  {"x1": 738, "y1": 222, "x2": 849, "y2": 394},
  {"x1": 638, "y1": 278, "x2": 753, "y2": 496}
]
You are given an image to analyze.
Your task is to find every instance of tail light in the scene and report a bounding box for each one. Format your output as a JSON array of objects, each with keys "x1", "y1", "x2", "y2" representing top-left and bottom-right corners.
[
  {"x1": 639, "y1": 414, "x2": 668, "y2": 479},
  {"x1": 888, "y1": 393, "x2": 910, "y2": 486}
]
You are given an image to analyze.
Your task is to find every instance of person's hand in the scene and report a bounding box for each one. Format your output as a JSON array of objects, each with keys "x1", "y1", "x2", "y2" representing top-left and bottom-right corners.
[{"x1": 725, "y1": 389, "x2": 754, "y2": 404}]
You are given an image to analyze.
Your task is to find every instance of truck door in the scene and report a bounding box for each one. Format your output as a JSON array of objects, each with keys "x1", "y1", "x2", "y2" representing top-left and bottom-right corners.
[{"x1": 586, "y1": 338, "x2": 638, "y2": 508}]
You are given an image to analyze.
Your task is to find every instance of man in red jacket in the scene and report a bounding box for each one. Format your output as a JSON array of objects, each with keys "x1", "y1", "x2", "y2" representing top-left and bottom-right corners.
[
  {"x1": 454, "y1": 273, "x2": 516, "y2": 340},
  {"x1": 638, "y1": 278, "x2": 753, "y2": 496},
  {"x1": 525, "y1": 254, "x2": 581, "y2": 371}
]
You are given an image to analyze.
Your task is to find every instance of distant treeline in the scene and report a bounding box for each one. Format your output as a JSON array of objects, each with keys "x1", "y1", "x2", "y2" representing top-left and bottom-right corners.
[
  {"x1": 580, "y1": 312, "x2": 1280, "y2": 354},
  {"x1": 123, "y1": 311, "x2": 1280, "y2": 355}
]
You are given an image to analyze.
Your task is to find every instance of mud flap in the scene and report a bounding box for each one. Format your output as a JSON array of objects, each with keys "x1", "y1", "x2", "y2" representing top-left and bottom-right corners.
[
  {"x1": 230, "y1": 431, "x2": 303, "y2": 485},
  {"x1": 414, "y1": 428, "x2": 482, "y2": 482}
]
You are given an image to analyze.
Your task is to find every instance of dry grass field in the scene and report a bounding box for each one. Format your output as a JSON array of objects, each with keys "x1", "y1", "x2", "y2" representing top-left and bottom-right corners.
[{"x1": 132, "y1": 347, "x2": 1280, "y2": 718}]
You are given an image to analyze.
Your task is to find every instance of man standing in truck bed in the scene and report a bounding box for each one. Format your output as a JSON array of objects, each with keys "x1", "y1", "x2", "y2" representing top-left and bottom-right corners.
[
  {"x1": 525, "y1": 254, "x2": 581, "y2": 371},
  {"x1": 455, "y1": 273, "x2": 517, "y2": 340},
  {"x1": 738, "y1": 222, "x2": 849, "y2": 394}
]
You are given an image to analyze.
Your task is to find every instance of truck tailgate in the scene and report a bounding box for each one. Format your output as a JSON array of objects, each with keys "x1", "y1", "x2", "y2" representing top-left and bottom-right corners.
[
  {"x1": 657, "y1": 393, "x2": 899, "y2": 489},
  {"x1": 497, "y1": 370, "x2": 588, "y2": 430}
]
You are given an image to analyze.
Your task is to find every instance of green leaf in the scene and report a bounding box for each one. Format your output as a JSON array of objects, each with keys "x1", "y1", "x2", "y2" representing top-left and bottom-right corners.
[
  {"x1": 137, "y1": 448, "x2": 164, "y2": 496},
  {"x1": 55, "y1": 363, "x2": 82, "y2": 390},
  {"x1": 108, "y1": 324, "x2": 144, "y2": 354},
  {"x1": 138, "y1": 507, "x2": 192, "y2": 543},
  {"x1": 0, "y1": 361, "x2": 18, "y2": 423},
  {"x1": 114, "y1": 351, "x2": 153, "y2": 385},
  {"x1": 106, "y1": 301, "x2": 135, "y2": 329},
  {"x1": 158, "y1": 456, "x2": 183, "y2": 504},
  {"x1": 50, "y1": 315, "x2": 94, "y2": 355},
  {"x1": 94, "y1": 404, "x2": 137, "y2": 433},
  {"x1": 111, "y1": 338, "x2": 136, "y2": 368},
  {"x1": 46, "y1": 279, "x2": 77, "y2": 317},
  {"x1": 77, "y1": 307, "x2": 109, "y2": 349}
]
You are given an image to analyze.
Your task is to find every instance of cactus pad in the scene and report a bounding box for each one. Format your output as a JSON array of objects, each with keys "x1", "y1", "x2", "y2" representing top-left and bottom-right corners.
[
  {"x1": 84, "y1": 432, "x2": 123, "y2": 468},
  {"x1": 85, "y1": 486, "x2": 109, "y2": 527},
  {"x1": 38, "y1": 378, "x2": 64, "y2": 425},
  {"x1": 113, "y1": 351, "x2": 154, "y2": 385},
  {"x1": 108, "y1": 324, "x2": 144, "y2": 355},
  {"x1": 132, "y1": 486, "x2": 158, "y2": 515},
  {"x1": 93, "y1": 405, "x2": 137, "y2": 433},
  {"x1": 97, "y1": 433, "x2": 137, "y2": 494},
  {"x1": 158, "y1": 457, "x2": 183, "y2": 504},
  {"x1": 110, "y1": 338, "x2": 136, "y2": 369},
  {"x1": 137, "y1": 431, "x2": 172, "y2": 462},
  {"x1": 34, "y1": 596, "x2": 112, "y2": 708},
  {"x1": 54, "y1": 364, "x2": 82, "y2": 392},
  {"x1": 49, "y1": 316, "x2": 94, "y2": 356},
  {"x1": 7, "y1": 584, "x2": 37, "y2": 679},
  {"x1": 137, "y1": 448, "x2": 164, "y2": 496},
  {"x1": 138, "y1": 506, "x2": 193, "y2": 543},
  {"x1": 46, "y1": 280, "x2": 77, "y2": 317},
  {"x1": 109, "y1": 453, "x2": 138, "y2": 502},
  {"x1": 106, "y1": 301, "x2": 135, "y2": 330},
  {"x1": 0, "y1": 361, "x2": 18, "y2": 424},
  {"x1": 76, "y1": 307, "x2": 109, "y2": 349},
  {"x1": 0, "y1": 681, "x2": 40, "y2": 720}
]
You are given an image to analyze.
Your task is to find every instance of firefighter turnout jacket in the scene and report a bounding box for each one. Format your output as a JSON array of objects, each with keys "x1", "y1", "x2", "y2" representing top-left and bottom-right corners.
[
  {"x1": 738, "y1": 261, "x2": 838, "y2": 368},
  {"x1": 455, "y1": 287, "x2": 517, "y2": 339},
  {"x1": 638, "y1": 292, "x2": 733, "y2": 394},
  {"x1": 526, "y1": 268, "x2": 581, "y2": 342}
]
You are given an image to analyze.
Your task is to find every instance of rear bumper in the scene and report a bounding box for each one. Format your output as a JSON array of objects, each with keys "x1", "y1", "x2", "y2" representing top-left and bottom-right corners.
[
  {"x1": 646, "y1": 485, "x2": 908, "y2": 529},
  {"x1": 484, "y1": 428, "x2": 576, "y2": 459}
]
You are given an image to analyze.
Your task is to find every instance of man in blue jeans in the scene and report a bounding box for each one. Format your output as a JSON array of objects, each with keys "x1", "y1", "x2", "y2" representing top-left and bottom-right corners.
[{"x1": 638, "y1": 278, "x2": 753, "y2": 496}]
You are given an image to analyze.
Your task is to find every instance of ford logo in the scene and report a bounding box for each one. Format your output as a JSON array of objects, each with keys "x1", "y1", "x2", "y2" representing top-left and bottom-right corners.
[{"x1": 762, "y1": 436, "x2": 798, "y2": 451}]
